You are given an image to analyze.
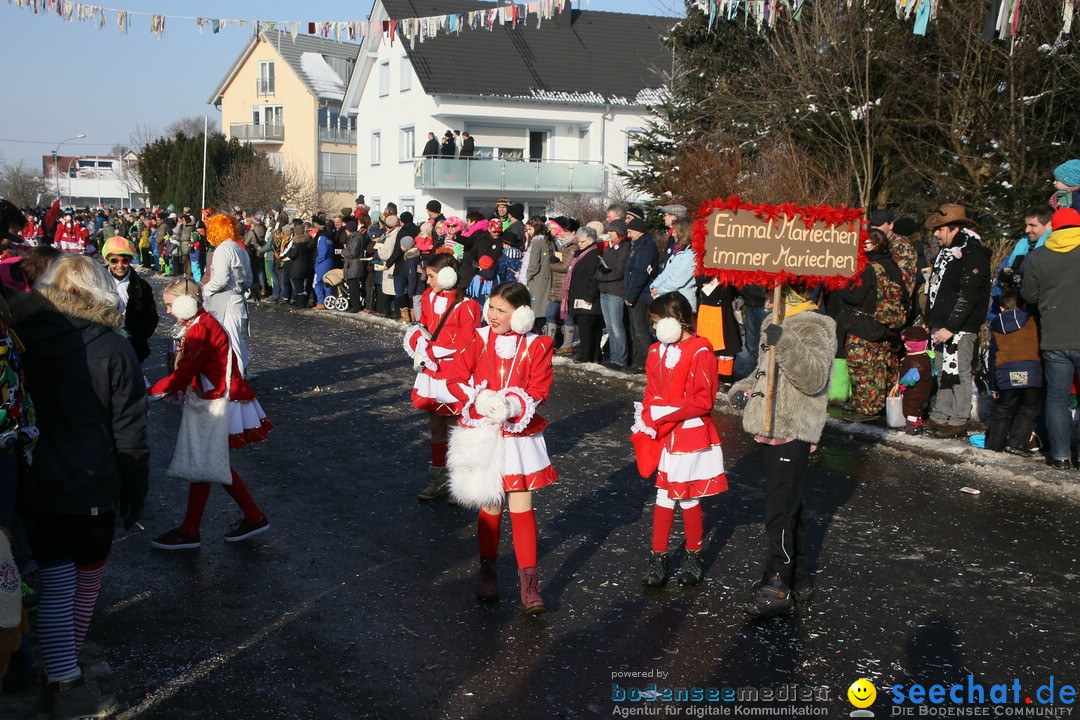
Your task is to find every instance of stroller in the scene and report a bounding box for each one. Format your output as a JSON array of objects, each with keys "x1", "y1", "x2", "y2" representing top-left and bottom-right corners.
[{"x1": 321, "y1": 268, "x2": 353, "y2": 311}]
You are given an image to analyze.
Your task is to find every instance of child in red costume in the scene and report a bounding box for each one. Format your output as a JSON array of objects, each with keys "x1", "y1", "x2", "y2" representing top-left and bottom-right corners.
[
  {"x1": 402, "y1": 253, "x2": 482, "y2": 500},
  {"x1": 444, "y1": 282, "x2": 557, "y2": 614},
  {"x1": 632, "y1": 292, "x2": 727, "y2": 587},
  {"x1": 148, "y1": 278, "x2": 272, "y2": 549}
]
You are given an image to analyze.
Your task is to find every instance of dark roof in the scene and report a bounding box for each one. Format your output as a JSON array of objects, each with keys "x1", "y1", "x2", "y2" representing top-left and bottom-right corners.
[{"x1": 382, "y1": 0, "x2": 674, "y2": 105}]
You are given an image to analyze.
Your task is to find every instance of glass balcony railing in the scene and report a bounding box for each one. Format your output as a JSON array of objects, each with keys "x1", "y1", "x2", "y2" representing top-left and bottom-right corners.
[
  {"x1": 230, "y1": 123, "x2": 284, "y2": 143},
  {"x1": 319, "y1": 173, "x2": 355, "y2": 192},
  {"x1": 319, "y1": 127, "x2": 357, "y2": 145},
  {"x1": 413, "y1": 158, "x2": 605, "y2": 193}
]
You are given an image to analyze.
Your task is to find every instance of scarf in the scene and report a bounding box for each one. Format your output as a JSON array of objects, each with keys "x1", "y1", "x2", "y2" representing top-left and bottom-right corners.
[
  {"x1": 928, "y1": 229, "x2": 976, "y2": 310},
  {"x1": 560, "y1": 244, "x2": 598, "y2": 320}
]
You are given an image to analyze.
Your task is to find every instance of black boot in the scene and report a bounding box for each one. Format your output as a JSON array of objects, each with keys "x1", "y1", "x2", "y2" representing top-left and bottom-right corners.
[
  {"x1": 744, "y1": 573, "x2": 794, "y2": 618},
  {"x1": 642, "y1": 551, "x2": 668, "y2": 587},
  {"x1": 675, "y1": 550, "x2": 704, "y2": 586}
]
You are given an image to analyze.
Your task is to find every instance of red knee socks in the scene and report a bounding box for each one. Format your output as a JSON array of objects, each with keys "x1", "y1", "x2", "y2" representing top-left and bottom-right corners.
[
  {"x1": 181, "y1": 483, "x2": 211, "y2": 536},
  {"x1": 681, "y1": 504, "x2": 704, "y2": 552},
  {"x1": 477, "y1": 508, "x2": 502, "y2": 558},
  {"x1": 509, "y1": 509, "x2": 537, "y2": 569},
  {"x1": 225, "y1": 470, "x2": 263, "y2": 521},
  {"x1": 431, "y1": 441, "x2": 448, "y2": 468},
  {"x1": 651, "y1": 505, "x2": 675, "y2": 553}
]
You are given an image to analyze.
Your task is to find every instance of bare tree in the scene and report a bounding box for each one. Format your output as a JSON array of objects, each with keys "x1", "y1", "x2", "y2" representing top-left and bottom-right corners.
[
  {"x1": 220, "y1": 153, "x2": 321, "y2": 216},
  {"x1": 115, "y1": 152, "x2": 147, "y2": 208},
  {"x1": 549, "y1": 178, "x2": 638, "y2": 222},
  {"x1": 0, "y1": 163, "x2": 49, "y2": 208},
  {"x1": 165, "y1": 116, "x2": 219, "y2": 139},
  {"x1": 128, "y1": 123, "x2": 159, "y2": 154}
]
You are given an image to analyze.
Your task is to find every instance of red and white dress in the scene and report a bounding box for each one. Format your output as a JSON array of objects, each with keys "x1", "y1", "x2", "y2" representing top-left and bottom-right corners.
[
  {"x1": 403, "y1": 288, "x2": 482, "y2": 415},
  {"x1": 449, "y1": 327, "x2": 559, "y2": 492},
  {"x1": 149, "y1": 309, "x2": 273, "y2": 450},
  {"x1": 635, "y1": 335, "x2": 727, "y2": 499}
]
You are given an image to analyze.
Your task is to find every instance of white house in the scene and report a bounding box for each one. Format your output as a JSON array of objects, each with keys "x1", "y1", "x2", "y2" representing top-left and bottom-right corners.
[
  {"x1": 340, "y1": 0, "x2": 673, "y2": 219},
  {"x1": 43, "y1": 151, "x2": 146, "y2": 208}
]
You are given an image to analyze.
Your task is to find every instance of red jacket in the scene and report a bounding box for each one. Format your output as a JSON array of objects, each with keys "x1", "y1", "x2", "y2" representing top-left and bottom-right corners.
[
  {"x1": 404, "y1": 288, "x2": 481, "y2": 378},
  {"x1": 448, "y1": 327, "x2": 554, "y2": 437},
  {"x1": 149, "y1": 309, "x2": 255, "y2": 401},
  {"x1": 641, "y1": 335, "x2": 721, "y2": 454}
]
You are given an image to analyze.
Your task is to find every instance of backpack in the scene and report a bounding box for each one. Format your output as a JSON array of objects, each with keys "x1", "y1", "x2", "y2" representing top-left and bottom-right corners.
[{"x1": 870, "y1": 262, "x2": 905, "y2": 330}]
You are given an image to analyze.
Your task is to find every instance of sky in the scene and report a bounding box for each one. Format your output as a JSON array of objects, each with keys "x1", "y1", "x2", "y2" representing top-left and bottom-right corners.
[{"x1": 0, "y1": 0, "x2": 683, "y2": 172}]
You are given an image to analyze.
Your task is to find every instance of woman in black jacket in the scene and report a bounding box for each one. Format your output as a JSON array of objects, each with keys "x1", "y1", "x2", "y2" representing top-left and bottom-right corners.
[
  {"x1": 564, "y1": 226, "x2": 604, "y2": 364},
  {"x1": 342, "y1": 217, "x2": 369, "y2": 313},
  {"x1": 284, "y1": 221, "x2": 313, "y2": 307},
  {"x1": 11, "y1": 255, "x2": 147, "y2": 718}
]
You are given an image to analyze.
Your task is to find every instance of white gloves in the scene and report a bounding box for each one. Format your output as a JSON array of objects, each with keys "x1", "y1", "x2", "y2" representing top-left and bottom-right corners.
[
  {"x1": 413, "y1": 352, "x2": 437, "y2": 372},
  {"x1": 475, "y1": 390, "x2": 524, "y2": 425}
]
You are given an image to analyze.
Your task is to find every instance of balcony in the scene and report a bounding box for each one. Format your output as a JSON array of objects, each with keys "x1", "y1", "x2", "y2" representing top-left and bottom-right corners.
[
  {"x1": 413, "y1": 158, "x2": 605, "y2": 193},
  {"x1": 256, "y1": 78, "x2": 275, "y2": 96},
  {"x1": 319, "y1": 173, "x2": 355, "y2": 192},
  {"x1": 319, "y1": 127, "x2": 357, "y2": 145},
  {"x1": 230, "y1": 123, "x2": 284, "y2": 144}
]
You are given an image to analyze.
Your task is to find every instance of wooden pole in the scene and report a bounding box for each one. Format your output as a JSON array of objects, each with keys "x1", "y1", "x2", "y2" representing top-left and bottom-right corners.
[{"x1": 763, "y1": 284, "x2": 784, "y2": 435}]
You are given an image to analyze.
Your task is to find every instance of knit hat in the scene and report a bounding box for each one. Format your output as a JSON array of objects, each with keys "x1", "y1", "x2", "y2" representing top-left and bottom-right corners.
[
  {"x1": 102, "y1": 237, "x2": 136, "y2": 258},
  {"x1": 605, "y1": 218, "x2": 627, "y2": 235},
  {"x1": 1054, "y1": 159, "x2": 1080, "y2": 188},
  {"x1": 1051, "y1": 207, "x2": 1080, "y2": 231},
  {"x1": 384, "y1": 214, "x2": 399, "y2": 228},
  {"x1": 586, "y1": 220, "x2": 606, "y2": 237},
  {"x1": 508, "y1": 203, "x2": 525, "y2": 220},
  {"x1": 400, "y1": 236, "x2": 416, "y2": 250},
  {"x1": 478, "y1": 255, "x2": 495, "y2": 270},
  {"x1": 496, "y1": 197, "x2": 510, "y2": 207},
  {"x1": 626, "y1": 206, "x2": 646, "y2": 221},
  {"x1": 345, "y1": 219, "x2": 358, "y2": 232},
  {"x1": 902, "y1": 326, "x2": 930, "y2": 354},
  {"x1": 868, "y1": 208, "x2": 895, "y2": 226},
  {"x1": 626, "y1": 215, "x2": 648, "y2": 234},
  {"x1": 893, "y1": 217, "x2": 917, "y2": 237},
  {"x1": 400, "y1": 211, "x2": 414, "y2": 225},
  {"x1": 426, "y1": 200, "x2": 442, "y2": 214}
]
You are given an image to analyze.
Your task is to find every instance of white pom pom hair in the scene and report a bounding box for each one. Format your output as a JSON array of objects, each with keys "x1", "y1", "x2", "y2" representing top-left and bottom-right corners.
[
  {"x1": 436, "y1": 266, "x2": 458, "y2": 291},
  {"x1": 510, "y1": 305, "x2": 535, "y2": 334},
  {"x1": 171, "y1": 294, "x2": 199, "y2": 321},
  {"x1": 655, "y1": 317, "x2": 682, "y2": 344}
]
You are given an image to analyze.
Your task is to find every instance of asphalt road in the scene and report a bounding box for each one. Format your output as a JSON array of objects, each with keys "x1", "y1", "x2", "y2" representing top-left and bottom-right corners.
[{"x1": 5, "y1": 286, "x2": 1079, "y2": 719}]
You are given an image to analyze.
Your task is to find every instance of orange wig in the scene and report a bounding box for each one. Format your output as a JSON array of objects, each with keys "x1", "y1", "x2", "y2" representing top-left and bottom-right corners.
[{"x1": 206, "y1": 213, "x2": 240, "y2": 247}]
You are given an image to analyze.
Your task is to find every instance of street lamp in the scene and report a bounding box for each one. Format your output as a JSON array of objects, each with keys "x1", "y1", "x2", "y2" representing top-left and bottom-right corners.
[{"x1": 52, "y1": 133, "x2": 86, "y2": 203}]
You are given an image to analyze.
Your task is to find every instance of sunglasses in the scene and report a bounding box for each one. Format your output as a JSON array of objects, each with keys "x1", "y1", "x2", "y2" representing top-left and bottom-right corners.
[{"x1": 107, "y1": 256, "x2": 134, "y2": 266}]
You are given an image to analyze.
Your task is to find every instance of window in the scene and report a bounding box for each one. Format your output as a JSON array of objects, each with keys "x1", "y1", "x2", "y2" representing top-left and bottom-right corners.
[
  {"x1": 627, "y1": 130, "x2": 645, "y2": 164},
  {"x1": 400, "y1": 196, "x2": 415, "y2": 216},
  {"x1": 258, "y1": 61, "x2": 275, "y2": 95},
  {"x1": 400, "y1": 54, "x2": 411, "y2": 92},
  {"x1": 379, "y1": 60, "x2": 390, "y2": 97},
  {"x1": 399, "y1": 126, "x2": 415, "y2": 161},
  {"x1": 371, "y1": 131, "x2": 381, "y2": 165},
  {"x1": 252, "y1": 106, "x2": 284, "y2": 125}
]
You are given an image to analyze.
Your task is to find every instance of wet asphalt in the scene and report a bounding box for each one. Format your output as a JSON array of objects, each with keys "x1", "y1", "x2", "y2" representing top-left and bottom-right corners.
[{"x1": 5, "y1": 280, "x2": 1079, "y2": 719}]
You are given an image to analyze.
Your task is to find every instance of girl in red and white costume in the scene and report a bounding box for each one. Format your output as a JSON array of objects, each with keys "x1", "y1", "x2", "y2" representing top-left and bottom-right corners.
[
  {"x1": 148, "y1": 278, "x2": 273, "y2": 550},
  {"x1": 403, "y1": 253, "x2": 482, "y2": 500},
  {"x1": 443, "y1": 282, "x2": 557, "y2": 614},
  {"x1": 633, "y1": 292, "x2": 727, "y2": 588}
]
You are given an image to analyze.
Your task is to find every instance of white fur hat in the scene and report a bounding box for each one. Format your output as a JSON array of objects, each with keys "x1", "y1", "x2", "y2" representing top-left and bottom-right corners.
[
  {"x1": 436, "y1": 266, "x2": 458, "y2": 291},
  {"x1": 171, "y1": 294, "x2": 199, "y2": 321},
  {"x1": 655, "y1": 317, "x2": 682, "y2": 344},
  {"x1": 510, "y1": 305, "x2": 535, "y2": 334}
]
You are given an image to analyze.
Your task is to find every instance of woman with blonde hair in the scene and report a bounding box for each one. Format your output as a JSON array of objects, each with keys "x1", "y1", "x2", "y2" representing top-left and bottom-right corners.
[
  {"x1": 148, "y1": 277, "x2": 272, "y2": 550},
  {"x1": 12, "y1": 254, "x2": 148, "y2": 718}
]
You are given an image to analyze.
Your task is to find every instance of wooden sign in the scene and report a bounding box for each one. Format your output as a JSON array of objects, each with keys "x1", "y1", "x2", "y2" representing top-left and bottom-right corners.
[{"x1": 692, "y1": 196, "x2": 867, "y2": 290}]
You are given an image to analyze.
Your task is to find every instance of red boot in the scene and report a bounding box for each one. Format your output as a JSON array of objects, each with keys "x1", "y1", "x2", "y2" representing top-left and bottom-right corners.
[
  {"x1": 518, "y1": 566, "x2": 546, "y2": 615},
  {"x1": 476, "y1": 557, "x2": 499, "y2": 602}
]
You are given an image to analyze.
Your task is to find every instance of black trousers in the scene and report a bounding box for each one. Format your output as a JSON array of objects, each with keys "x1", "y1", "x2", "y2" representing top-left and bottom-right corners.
[
  {"x1": 985, "y1": 386, "x2": 1043, "y2": 452},
  {"x1": 345, "y1": 276, "x2": 364, "y2": 311},
  {"x1": 22, "y1": 512, "x2": 115, "y2": 566},
  {"x1": 762, "y1": 440, "x2": 811, "y2": 589},
  {"x1": 628, "y1": 299, "x2": 651, "y2": 368},
  {"x1": 574, "y1": 314, "x2": 602, "y2": 364}
]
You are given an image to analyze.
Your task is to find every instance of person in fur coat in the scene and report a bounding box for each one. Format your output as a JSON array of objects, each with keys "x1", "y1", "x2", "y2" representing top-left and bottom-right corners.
[
  {"x1": 727, "y1": 285, "x2": 835, "y2": 618},
  {"x1": 148, "y1": 278, "x2": 272, "y2": 550},
  {"x1": 442, "y1": 282, "x2": 557, "y2": 615},
  {"x1": 403, "y1": 253, "x2": 482, "y2": 501},
  {"x1": 633, "y1": 293, "x2": 728, "y2": 589}
]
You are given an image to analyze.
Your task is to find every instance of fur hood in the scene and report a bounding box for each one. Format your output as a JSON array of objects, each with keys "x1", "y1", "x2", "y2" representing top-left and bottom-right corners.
[
  {"x1": 23, "y1": 285, "x2": 123, "y2": 330},
  {"x1": 728, "y1": 310, "x2": 837, "y2": 444}
]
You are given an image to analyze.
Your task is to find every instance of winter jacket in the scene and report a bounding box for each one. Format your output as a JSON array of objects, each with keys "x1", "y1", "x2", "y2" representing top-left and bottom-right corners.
[
  {"x1": 422, "y1": 138, "x2": 439, "y2": 157},
  {"x1": 244, "y1": 221, "x2": 267, "y2": 252},
  {"x1": 203, "y1": 240, "x2": 251, "y2": 320},
  {"x1": 988, "y1": 308, "x2": 1042, "y2": 391},
  {"x1": 650, "y1": 246, "x2": 698, "y2": 310},
  {"x1": 121, "y1": 270, "x2": 160, "y2": 363},
  {"x1": 460, "y1": 136, "x2": 475, "y2": 157},
  {"x1": 440, "y1": 138, "x2": 456, "y2": 158},
  {"x1": 1022, "y1": 227, "x2": 1080, "y2": 350},
  {"x1": 566, "y1": 244, "x2": 602, "y2": 317},
  {"x1": 11, "y1": 286, "x2": 149, "y2": 516},
  {"x1": 284, "y1": 237, "x2": 312, "y2": 280},
  {"x1": 728, "y1": 310, "x2": 836, "y2": 443},
  {"x1": 343, "y1": 230, "x2": 368, "y2": 280},
  {"x1": 624, "y1": 233, "x2": 659, "y2": 305},
  {"x1": 597, "y1": 239, "x2": 631, "y2": 297},
  {"x1": 925, "y1": 230, "x2": 991, "y2": 334},
  {"x1": 149, "y1": 309, "x2": 256, "y2": 401},
  {"x1": 524, "y1": 235, "x2": 554, "y2": 318},
  {"x1": 314, "y1": 232, "x2": 335, "y2": 277}
]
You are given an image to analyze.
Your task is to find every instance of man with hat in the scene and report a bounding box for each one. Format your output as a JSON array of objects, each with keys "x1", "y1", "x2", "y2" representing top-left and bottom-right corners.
[
  {"x1": 102, "y1": 236, "x2": 159, "y2": 364},
  {"x1": 1022, "y1": 207, "x2": 1080, "y2": 469},
  {"x1": 495, "y1": 198, "x2": 511, "y2": 231},
  {"x1": 425, "y1": 199, "x2": 445, "y2": 228},
  {"x1": 502, "y1": 203, "x2": 527, "y2": 252},
  {"x1": 923, "y1": 204, "x2": 990, "y2": 438},
  {"x1": 623, "y1": 213, "x2": 659, "y2": 372}
]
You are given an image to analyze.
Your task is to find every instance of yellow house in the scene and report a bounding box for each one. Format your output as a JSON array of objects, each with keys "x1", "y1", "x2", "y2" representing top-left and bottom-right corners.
[{"x1": 208, "y1": 30, "x2": 361, "y2": 211}]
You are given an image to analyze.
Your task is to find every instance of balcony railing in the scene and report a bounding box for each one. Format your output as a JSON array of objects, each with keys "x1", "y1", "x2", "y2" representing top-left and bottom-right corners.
[
  {"x1": 413, "y1": 158, "x2": 605, "y2": 193},
  {"x1": 230, "y1": 123, "x2": 284, "y2": 143},
  {"x1": 319, "y1": 127, "x2": 357, "y2": 145},
  {"x1": 319, "y1": 173, "x2": 355, "y2": 192},
  {"x1": 256, "y1": 78, "x2": 275, "y2": 96}
]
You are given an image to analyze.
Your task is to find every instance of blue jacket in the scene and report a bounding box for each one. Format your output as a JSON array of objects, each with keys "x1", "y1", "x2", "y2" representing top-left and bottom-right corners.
[
  {"x1": 315, "y1": 233, "x2": 335, "y2": 275},
  {"x1": 988, "y1": 308, "x2": 1042, "y2": 391},
  {"x1": 623, "y1": 233, "x2": 659, "y2": 305},
  {"x1": 650, "y1": 246, "x2": 698, "y2": 310}
]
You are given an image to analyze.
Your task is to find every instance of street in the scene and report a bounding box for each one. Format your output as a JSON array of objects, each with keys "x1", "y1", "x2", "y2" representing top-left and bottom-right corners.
[{"x1": 6, "y1": 290, "x2": 1079, "y2": 719}]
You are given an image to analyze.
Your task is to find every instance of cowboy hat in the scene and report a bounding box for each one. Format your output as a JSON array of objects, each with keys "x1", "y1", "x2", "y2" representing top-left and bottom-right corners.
[{"x1": 924, "y1": 204, "x2": 976, "y2": 230}]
